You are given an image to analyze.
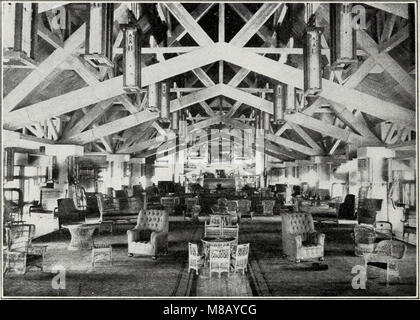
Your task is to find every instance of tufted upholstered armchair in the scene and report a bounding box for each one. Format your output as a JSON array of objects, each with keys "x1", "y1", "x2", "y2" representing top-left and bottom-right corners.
[
  {"x1": 127, "y1": 209, "x2": 169, "y2": 259},
  {"x1": 282, "y1": 213, "x2": 325, "y2": 263}
]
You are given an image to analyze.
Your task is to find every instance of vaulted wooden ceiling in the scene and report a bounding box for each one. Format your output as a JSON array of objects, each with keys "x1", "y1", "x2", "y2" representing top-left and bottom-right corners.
[{"x1": 3, "y1": 2, "x2": 416, "y2": 161}]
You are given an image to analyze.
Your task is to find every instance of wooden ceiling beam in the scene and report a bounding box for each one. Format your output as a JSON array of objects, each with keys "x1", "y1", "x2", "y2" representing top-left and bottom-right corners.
[
  {"x1": 378, "y1": 24, "x2": 409, "y2": 53},
  {"x1": 63, "y1": 110, "x2": 160, "y2": 144},
  {"x1": 367, "y1": 3, "x2": 409, "y2": 19},
  {"x1": 165, "y1": 3, "x2": 213, "y2": 46},
  {"x1": 61, "y1": 98, "x2": 116, "y2": 139},
  {"x1": 230, "y1": 3, "x2": 282, "y2": 47},
  {"x1": 285, "y1": 113, "x2": 366, "y2": 146},
  {"x1": 38, "y1": 3, "x2": 69, "y2": 13},
  {"x1": 266, "y1": 134, "x2": 319, "y2": 156},
  {"x1": 228, "y1": 3, "x2": 273, "y2": 43},
  {"x1": 356, "y1": 29, "x2": 415, "y2": 101},
  {"x1": 167, "y1": 3, "x2": 214, "y2": 46},
  {"x1": 286, "y1": 122, "x2": 324, "y2": 154},
  {"x1": 218, "y1": 43, "x2": 415, "y2": 124},
  {"x1": 7, "y1": 41, "x2": 414, "y2": 129},
  {"x1": 4, "y1": 24, "x2": 86, "y2": 113},
  {"x1": 328, "y1": 104, "x2": 381, "y2": 144},
  {"x1": 5, "y1": 44, "x2": 223, "y2": 128}
]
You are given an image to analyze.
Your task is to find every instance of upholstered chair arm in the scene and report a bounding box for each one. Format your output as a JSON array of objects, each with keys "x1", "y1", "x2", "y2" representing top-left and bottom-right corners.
[
  {"x1": 151, "y1": 231, "x2": 168, "y2": 252},
  {"x1": 127, "y1": 228, "x2": 145, "y2": 242},
  {"x1": 294, "y1": 235, "x2": 303, "y2": 248},
  {"x1": 316, "y1": 233, "x2": 326, "y2": 246}
]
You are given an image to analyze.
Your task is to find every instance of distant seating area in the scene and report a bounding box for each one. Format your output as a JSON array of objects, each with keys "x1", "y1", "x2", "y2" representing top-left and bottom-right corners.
[
  {"x1": 96, "y1": 193, "x2": 143, "y2": 224},
  {"x1": 192, "y1": 205, "x2": 249, "y2": 278}
]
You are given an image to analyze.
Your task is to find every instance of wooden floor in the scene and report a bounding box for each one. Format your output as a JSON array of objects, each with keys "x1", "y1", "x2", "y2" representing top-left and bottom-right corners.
[{"x1": 3, "y1": 219, "x2": 417, "y2": 297}]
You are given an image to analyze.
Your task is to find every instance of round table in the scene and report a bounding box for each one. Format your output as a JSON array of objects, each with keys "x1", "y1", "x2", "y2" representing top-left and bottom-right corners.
[
  {"x1": 201, "y1": 237, "x2": 236, "y2": 262},
  {"x1": 63, "y1": 223, "x2": 98, "y2": 251}
]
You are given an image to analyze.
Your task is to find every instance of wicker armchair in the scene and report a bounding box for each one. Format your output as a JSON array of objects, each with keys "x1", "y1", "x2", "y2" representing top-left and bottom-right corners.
[
  {"x1": 231, "y1": 243, "x2": 250, "y2": 274},
  {"x1": 205, "y1": 224, "x2": 222, "y2": 238},
  {"x1": 209, "y1": 246, "x2": 231, "y2": 278},
  {"x1": 282, "y1": 213, "x2": 325, "y2": 263},
  {"x1": 188, "y1": 242, "x2": 204, "y2": 275},
  {"x1": 364, "y1": 240, "x2": 407, "y2": 286},
  {"x1": 352, "y1": 224, "x2": 376, "y2": 256},
  {"x1": 127, "y1": 209, "x2": 169, "y2": 259},
  {"x1": 4, "y1": 224, "x2": 47, "y2": 275},
  {"x1": 222, "y1": 224, "x2": 239, "y2": 239},
  {"x1": 208, "y1": 215, "x2": 223, "y2": 226}
]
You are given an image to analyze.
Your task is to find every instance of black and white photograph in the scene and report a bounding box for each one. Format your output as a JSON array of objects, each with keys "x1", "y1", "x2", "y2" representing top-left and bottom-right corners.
[{"x1": 1, "y1": 1, "x2": 418, "y2": 301}]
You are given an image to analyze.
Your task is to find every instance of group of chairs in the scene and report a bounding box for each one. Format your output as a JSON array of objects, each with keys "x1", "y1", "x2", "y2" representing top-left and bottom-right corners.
[
  {"x1": 188, "y1": 242, "x2": 250, "y2": 278},
  {"x1": 211, "y1": 198, "x2": 254, "y2": 221},
  {"x1": 205, "y1": 215, "x2": 239, "y2": 238}
]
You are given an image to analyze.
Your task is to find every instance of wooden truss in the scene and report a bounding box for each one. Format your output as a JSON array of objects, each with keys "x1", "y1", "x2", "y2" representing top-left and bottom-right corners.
[{"x1": 3, "y1": 3, "x2": 415, "y2": 158}]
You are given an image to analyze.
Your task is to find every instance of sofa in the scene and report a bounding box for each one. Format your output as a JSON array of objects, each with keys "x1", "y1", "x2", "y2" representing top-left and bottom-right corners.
[
  {"x1": 96, "y1": 193, "x2": 143, "y2": 223},
  {"x1": 127, "y1": 209, "x2": 169, "y2": 259},
  {"x1": 282, "y1": 213, "x2": 325, "y2": 263}
]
